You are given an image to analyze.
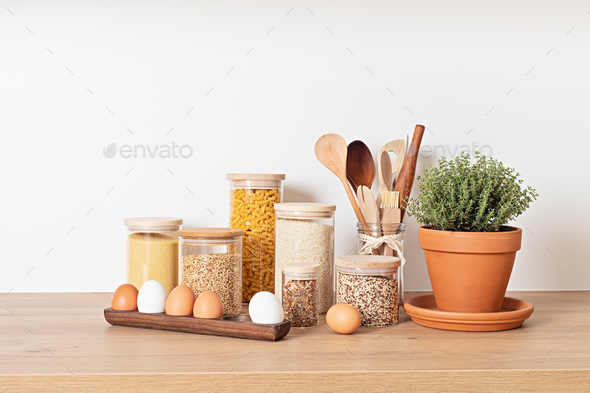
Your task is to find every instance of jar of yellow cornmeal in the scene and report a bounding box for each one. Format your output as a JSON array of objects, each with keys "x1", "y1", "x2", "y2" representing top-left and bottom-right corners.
[
  {"x1": 227, "y1": 174, "x2": 284, "y2": 303},
  {"x1": 124, "y1": 217, "x2": 183, "y2": 294}
]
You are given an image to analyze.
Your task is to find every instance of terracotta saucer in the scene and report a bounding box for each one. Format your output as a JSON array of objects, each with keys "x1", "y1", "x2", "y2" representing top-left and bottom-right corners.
[{"x1": 402, "y1": 295, "x2": 534, "y2": 332}]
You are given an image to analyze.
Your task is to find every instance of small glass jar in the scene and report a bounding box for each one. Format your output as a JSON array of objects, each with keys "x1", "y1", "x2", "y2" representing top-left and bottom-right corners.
[
  {"x1": 336, "y1": 255, "x2": 401, "y2": 327},
  {"x1": 125, "y1": 217, "x2": 182, "y2": 294},
  {"x1": 178, "y1": 228, "x2": 243, "y2": 315},
  {"x1": 274, "y1": 203, "x2": 336, "y2": 313},
  {"x1": 282, "y1": 262, "x2": 320, "y2": 328},
  {"x1": 227, "y1": 173, "x2": 285, "y2": 303},
  {"x1": 357, "y1": 222, "x2": 406, "y2": 302}
]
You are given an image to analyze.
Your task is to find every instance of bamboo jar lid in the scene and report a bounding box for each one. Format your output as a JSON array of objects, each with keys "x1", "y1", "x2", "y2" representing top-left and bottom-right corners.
[
  {"x1": 226, "y1": 173, "x2": 286, "y2": 181},
  {"x1": 335, "y1": 255, "x2": 401, "y2": 269},
  {"x1": 274, "y1": 203, "x2": 336, "y2": 213},
  {"x1": 274, "y1": 203, "x2": 336, "y2": 219},
  {"x1": 178, "y1": 228, "x2": 244, "y2": 238},
  {"x1": 124, "y1": 217, "x2": 183, "y2": 227},
  {"x1": 282, "y1": 262, "x2": 321, "y2": 274}
]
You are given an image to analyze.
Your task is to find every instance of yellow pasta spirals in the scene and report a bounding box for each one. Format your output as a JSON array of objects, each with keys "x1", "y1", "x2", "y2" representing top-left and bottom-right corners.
[{"x1": 230, "y1": 188, "x2": 280, "y2": 302}]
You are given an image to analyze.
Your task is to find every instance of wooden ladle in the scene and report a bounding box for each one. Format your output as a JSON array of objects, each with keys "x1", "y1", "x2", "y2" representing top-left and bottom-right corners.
[
  {"x1": 346, "y1": 140, "x2": 376, "y2": 193},
  {"x1": 315, "y1": 134, "x2": 365, "y2": 223}
]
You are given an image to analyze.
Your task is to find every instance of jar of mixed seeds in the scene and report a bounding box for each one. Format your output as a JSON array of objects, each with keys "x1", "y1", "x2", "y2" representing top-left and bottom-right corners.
[
  {"x1": 274, "y1": 203, "x2": 335, "y2": 313},
  {"x1": 357, "y1": 222, "x2": 406, "y2": 302},
  {"x1": 336, "y1": 255, "x2": 401, "y2": 327},
  {"x1": 178, "y1": 228, "x2": 243, "y2": 315},
  {"x1": 227, "y1": 173, "x2": 285, "y2": 303},
  {"x1": 125, "y1": 217, "x2": 183, "y2": 294},
  {"x1": 282, "y1": 262, "x2": 320, "y2": 328}
]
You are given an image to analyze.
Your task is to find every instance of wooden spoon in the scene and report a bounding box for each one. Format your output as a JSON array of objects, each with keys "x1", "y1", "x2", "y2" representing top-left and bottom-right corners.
[
  {"x1": 315, "y1": 134, "x2": 365, "y2": 223},
  {"x1": 376, "y1": 149, "x2": 393, "y2": 208},
  {"x1": 378, "y1": 139, "x2": 406, "y2": 190},
  {"x1": 346, "y1": 140, "x2": 376, "y2": 193}
]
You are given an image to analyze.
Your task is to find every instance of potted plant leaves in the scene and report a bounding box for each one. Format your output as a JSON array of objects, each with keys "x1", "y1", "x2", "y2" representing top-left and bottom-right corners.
[{"x1": 406, "y1": 152, "x2": 538, "y2": 313}]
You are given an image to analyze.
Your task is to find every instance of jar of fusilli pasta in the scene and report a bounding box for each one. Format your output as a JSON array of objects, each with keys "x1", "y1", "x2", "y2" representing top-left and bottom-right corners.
[{"x1": 227, "y1": 173, "x2": 285, "y2": 303}]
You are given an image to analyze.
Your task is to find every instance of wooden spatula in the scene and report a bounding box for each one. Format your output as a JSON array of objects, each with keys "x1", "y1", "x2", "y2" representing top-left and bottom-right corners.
[
  {"x1": 315, "y1": 134, "x2": 365, "y2": 223},
  {"x1": 357, "y1": 185, "x2": 380, "y2": 255},
  {"x1": 357, "y1": 185, "x2": 379, "y2": 225},
  {"x1": 378, "y1": 139, "x2": 406, "y2": 190}
]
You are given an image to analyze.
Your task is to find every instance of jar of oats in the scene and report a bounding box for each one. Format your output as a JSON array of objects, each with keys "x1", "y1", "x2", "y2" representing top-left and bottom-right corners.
[
  {"x1": 125, "y1": 217, "x2": 183, "y2": 294},
  {"x1": 178, "y1": 228, "x2": 243, "y2": 315},
  {"x1": 227, "y1": 173, "x2": 284, "y2": 303},
  {"x1": 335, "y1": 255, "x2": 401, "y2": 327},
  {"x1": 274, "y1": 203, "x2": 335, "y2": 313}
]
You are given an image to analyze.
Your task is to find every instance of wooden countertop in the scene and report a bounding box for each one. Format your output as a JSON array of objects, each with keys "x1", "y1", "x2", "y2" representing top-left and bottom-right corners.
[{"x1": 1, "y1": 291, "x2": 589, "y2": 392}]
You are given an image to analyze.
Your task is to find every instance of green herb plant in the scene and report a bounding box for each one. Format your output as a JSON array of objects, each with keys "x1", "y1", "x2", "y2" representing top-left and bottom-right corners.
[{"x1": 406, "y1": 152, "x2": 538, "y2": 232}]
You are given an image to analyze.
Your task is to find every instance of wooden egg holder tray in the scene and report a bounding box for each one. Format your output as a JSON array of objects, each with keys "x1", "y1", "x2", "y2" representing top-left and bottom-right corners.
[{"x1": 104, "y1": 308, "x2": 291, "y2": 341}]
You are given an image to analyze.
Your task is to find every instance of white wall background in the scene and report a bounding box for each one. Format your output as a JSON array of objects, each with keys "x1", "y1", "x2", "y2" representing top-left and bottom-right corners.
[{"x1": 1, "y1": 0, "x2": 589, "y2": 293}]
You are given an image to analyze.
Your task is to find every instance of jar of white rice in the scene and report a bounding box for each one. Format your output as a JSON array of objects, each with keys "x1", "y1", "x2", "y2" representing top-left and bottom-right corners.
[{"x1": 274, "y1": 203, "x2": 335, "y2": 313}]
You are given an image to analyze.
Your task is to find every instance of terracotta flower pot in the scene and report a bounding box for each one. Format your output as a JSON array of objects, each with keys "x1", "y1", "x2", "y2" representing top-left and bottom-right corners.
[{"x1": 418, "y1": 226, "x2": 522, "y2": 313}]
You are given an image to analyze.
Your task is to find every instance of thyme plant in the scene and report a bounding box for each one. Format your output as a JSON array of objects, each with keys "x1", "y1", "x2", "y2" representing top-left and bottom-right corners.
[{"x1": 406, "y1": 152, "x2": 538, "y2": 232}]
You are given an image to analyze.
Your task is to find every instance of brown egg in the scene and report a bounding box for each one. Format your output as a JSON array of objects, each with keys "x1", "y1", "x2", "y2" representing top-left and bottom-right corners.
[
  {"x1": 165, "y1": 285, "x2": 196, "y2": 316},
  {"x1": 326, "y1": 304, "x2": 361, "y2": 334},
  {"x1": 193, "y1": 291, "x2": 224, "y2": 319},
  {"x1": 111, "y1": 283, "x2": 139, "y2": 311}
]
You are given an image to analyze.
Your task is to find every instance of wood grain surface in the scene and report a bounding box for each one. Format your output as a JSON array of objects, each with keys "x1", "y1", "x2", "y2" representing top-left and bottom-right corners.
[{"x1": 1, "y1": 292, "x2": 589, "y2": 392}]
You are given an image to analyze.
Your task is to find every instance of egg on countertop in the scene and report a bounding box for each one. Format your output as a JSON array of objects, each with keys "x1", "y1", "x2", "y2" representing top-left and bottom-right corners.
[
  {"x1": 165, "y1": 285, "x2": 196, "y2": 316},
  {"x1": 326, "y1": 304, "x2": 361, "y2": 334},
  {"x1": 137, "y1": 280, "x2": 168, "y2": 313},
  {"x1": 248, "y1": 291, "x2": 283, "y2": 324},
  {"x1": 193, "y1": 291, "x2": 224, "y2": 319},
  {"x1": 111, "y1": 283, "x2": 139, "y2": 311}
]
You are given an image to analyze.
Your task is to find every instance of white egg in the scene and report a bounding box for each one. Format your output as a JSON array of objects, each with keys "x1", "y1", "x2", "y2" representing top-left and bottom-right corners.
[
  {"x1": 137, "y1": 280, "x2": 168, "y2": 313},
  {"x1": 248, "y1": 291, "x2": 284, "y2": 324}
]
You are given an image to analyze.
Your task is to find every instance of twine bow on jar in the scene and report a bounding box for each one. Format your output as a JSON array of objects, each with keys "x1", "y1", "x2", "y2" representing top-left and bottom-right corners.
[{"x1": 357, "y1": 232, "x2": 406, "y2": 266}]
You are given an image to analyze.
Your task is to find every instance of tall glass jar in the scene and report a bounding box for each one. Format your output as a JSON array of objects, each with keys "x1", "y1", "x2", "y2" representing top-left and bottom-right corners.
[
  {"x1": 274, "y1": 203, "x2": 335, "y2": 313},
  {"x1": 282, "y1": 262, "x2": 320, "y2": 328},
  {"x1": 357, "y1": 222, "x2": 406, "y2": 302},
  {"x1": 125, "y1": 217, "x2": 182, "y2": 294},
  {"x1": 178, "y1": 228, "x2": 243, "y2": 315},
  {"x1": 227, "y1": 173, "x2": 285, "y2": 303},
  {"x1": 336, "y1": 255, "x2": 401, "y2": 327}
]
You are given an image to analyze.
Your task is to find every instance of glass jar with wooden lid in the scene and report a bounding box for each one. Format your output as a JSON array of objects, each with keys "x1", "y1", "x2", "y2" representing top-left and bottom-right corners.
[
  {"x1": 335, "y1": 255, "x2": 401, "y2": 327},
  {"x1": 282, "y1": 262, "x2": 320, "y2": 328},
  {"x1": 274, "y1": 203, "x2": 336, "y2": 313},
  {"x1": 179, "y1": 228, "x2": 243, "y2": 315},
  {"x1": 227, "y1": 173, "x2": 285, "y2": 303},
  {"x1": 125, "y1": 217, "x2": 183, "y2": 294}
]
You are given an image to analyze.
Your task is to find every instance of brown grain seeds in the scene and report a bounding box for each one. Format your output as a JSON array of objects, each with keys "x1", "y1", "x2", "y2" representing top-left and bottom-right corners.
[{"x1": 181, "y1": 253, "x2": 241, "y2": 314}]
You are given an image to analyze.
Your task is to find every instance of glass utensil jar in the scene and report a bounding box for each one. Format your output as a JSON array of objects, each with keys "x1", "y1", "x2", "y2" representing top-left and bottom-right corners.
[
  {"x1": 357, "y1": 222, "x2": 406, "y2": 302},
  {"x1": 274, "y1": 203, "x2": 335, "y2": 313},
  {"x1": 227, "y1": 173, "x2": 285, "y2": 303},
  {"x1": 125, "y1": 217, "x2": 183, "y2": 294},
  {"x1": 179, "y1": 228, "x2": 243, "y2": 315},
  {"x1": 336, "y1": 255, "x2": 401, "y2": 327},
  {"x1": 282, "y1": 262, "x2": 320, "y2": 328}
]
